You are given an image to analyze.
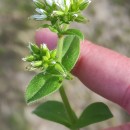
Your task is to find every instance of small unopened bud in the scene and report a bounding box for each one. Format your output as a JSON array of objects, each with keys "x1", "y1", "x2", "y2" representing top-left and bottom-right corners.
[
  {"x1": 79, "y1": 0, "x2": 91, "y2": 10},
  {"x1": 42, "y1": 44, "x2": 47, "y2": 49},
  {"x1": 50, "y1": 50, "x2": 57, "y2": 59},
  {"x1": 33, "y1": 0, "x2": 45, "y2": 9},
  {"x1": 46, "y1": 51, "x2": 50, "y2": 59},
  {"x1": 22, "y1": 55, "x2": 35, "y2": 62},
  {"x1": 42, "y1": 56, "x2": 49, "y2": 62},
  {"x1": 31, "y1": 61, "x2": 42, "y2": 67},
  {"x1": 51, "y1": 61, "x2": 56, "y2": 65},
  {"x1": 41, "y1": 44, "x2": 49, "y2": 54},
  {"x1": 43, "y1": 63, "x2": 49, "y2": 69},
  {"x1": 28, "y1": 43, "x2": 39, "y2": 54},
  {"x1": 52, "y1": 11, "x2": 64, "y2": 16},
  {"x1": 73, "y1": 14, "x2": 78, "y2": 17},
  {"x1": 55, "y1": 63, "x2": 66, "y2": 77}
]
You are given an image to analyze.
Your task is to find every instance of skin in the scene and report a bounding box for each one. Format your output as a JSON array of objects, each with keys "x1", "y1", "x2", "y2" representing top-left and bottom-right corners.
[{"x1": 35, "y1": 28, "x2": 130, "y2": 130}]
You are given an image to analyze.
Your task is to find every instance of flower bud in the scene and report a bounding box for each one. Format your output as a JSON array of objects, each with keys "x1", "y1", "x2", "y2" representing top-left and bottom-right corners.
[
  {"x1": 31, "y1": 61, "x2": 42, "y2": 67},
  {"x1": 33, "y1": 0, "x2": 45, "y2": 9},
  {"x1": 79, "y1": 0, "x2": 91, "y2": 10},
  {"x1": 46, "y1": 51, "x2": 50, "y2": 59},
  {"x1": 52, "y1": 11, "x2": 64, "y2": 16},
  {"x1": 41, "y1": 44, "x2": 49, "y2": 52},
  {"x1": 43, "y1": 63, "x2": 49, "y2": 69},
  {"x1": 51, "y1": 60, "x2": 56, "y2": 65},
  {"x1": 55, "y1": 63, "x2": 67, "y2": 77},
  {"x1": 42, "y1": 56, "x2": 49, "y2": 62},
  {"x1": 22, "y1": 55, "x2": 35, "y2": 62},
  {"x1": 28, "y1": 43, "x2": 40, "y2": 54},
  {"x1": 50, "y1": 50, "x2": 57, "y2": 59}
]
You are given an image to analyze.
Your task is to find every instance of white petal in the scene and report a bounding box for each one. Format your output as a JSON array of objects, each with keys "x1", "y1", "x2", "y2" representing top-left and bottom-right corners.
[
  {"x1": 84, "y1": 0, "x2": 91, "y2": 3},
  {"x1": 66, "y1": 0, "x2": 71, "y2": 8},
  {"x1": 22, "y1": 58, "x2": 26, "y2": 61},
  {"x1": 58, "y1": 0, "x2": 64, "y2": 6},
  {"x1": 31, "y1": 14, "x2": 47, "y2": 20},
  {"x1": 51, "y1": 61, "x2": 56, "y2": 64},
  {"x1": 36, "y1": 8, "x2": 46, "y2": 14},
  {"x1": 42, "y1": 44, "x2": 47, "y2": 49},
  {"x1": 73, "y1": 14, "x2": 78, "y2": 17},
  {"x1": 55, "y1": 0, "x2": 65, "y2": 10},
  {"x1": 88, "y1": 0, "x2": 91, "y2": 3},
  {"x1": 46, "y1": 0, "x2": 53, "y2": 6},
  {"x1": 33, "y1": 0, "x2": 38, "y2": 2}
]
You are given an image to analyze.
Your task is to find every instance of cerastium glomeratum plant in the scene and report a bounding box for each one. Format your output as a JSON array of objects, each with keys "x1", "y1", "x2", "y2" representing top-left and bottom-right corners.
[{"x1": 23, "y1": 0, "x2": 113, "y2": 129}]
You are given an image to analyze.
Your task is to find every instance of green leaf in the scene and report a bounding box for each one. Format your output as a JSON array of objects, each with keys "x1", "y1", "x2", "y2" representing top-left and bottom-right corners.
[
  {"x1": 79, "y1": 2, "x2": 90, "y2": 10},
  {"x1": 33, "y1": 101, "x2": 72, "y2": 128},
  {"x1": 76, "y1": 102, "x2": 113, "y2": 128},
  {"x1": 25, "y1": 73, "x2": 63, "y2": 104},
  {"x1": 63, "y1": 29, "x2": 84, "y2": 40},
  {"x1": 62, "y1": 36, "x2": 80, "y2": 71}
]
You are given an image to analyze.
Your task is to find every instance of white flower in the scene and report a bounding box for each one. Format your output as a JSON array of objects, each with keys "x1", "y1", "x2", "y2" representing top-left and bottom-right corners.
[
  {"x1": 46, "y1": 0, "x2": 71, "y2": 10},
  {"x1": 32, "y1": 0, "x2": 91, "y2": 23}
]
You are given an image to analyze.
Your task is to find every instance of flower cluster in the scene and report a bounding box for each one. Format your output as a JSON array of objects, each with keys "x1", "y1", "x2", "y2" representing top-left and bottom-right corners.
[
  {"x1": 32, "y1": 0, "x2": 91, "y2": 33},
  {"x1": 22, "y1": 43, "x2": 57, "y2": 71},
  {"x1": 22, "y1": 43, "x2": 72, "y2": 79}
]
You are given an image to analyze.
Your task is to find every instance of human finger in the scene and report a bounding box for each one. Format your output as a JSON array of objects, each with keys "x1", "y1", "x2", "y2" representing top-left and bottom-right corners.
[
  {"x1": 73, "y1": 40, "x2": 130, "y2": 114},
  {"x1": 35, "y1": 28, "x2": 58, "y2": 50},
  {"x1": 104, "y1": 122, "x2": 130, "y2": 130},
  {"x1": 35, "y1": 29, "x2": 130, "y2": 114}
]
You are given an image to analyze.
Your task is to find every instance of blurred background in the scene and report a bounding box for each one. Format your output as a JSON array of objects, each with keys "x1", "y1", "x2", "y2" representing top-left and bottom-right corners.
[{"x1": 0, "y1": 0, "x2": 130, "y2": 130}]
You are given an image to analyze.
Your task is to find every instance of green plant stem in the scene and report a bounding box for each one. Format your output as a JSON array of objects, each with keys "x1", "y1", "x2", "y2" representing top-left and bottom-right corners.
[
  {"x1": 59, "y1": 86, "x2": 79, "y2": 130},
  {"x1": 56, "y1": 36, "x2": 64, "y2": 62},
  {"x1": 57, "y1": 36, "x2": 79, "y2": 130}
]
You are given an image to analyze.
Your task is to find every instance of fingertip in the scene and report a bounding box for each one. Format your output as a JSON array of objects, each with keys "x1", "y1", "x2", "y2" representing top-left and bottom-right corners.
[{"x1": 35, "y1": 28, "x2": 58, "y2": 50}]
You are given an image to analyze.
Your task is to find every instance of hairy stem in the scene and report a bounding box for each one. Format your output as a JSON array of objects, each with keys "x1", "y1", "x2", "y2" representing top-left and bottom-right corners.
[
  {"x1": 56, "y1": 36, "x2": 64, "y2": 62},
  {"x1": 57, "y1": 36, "x2": 79, "y2": 130}
]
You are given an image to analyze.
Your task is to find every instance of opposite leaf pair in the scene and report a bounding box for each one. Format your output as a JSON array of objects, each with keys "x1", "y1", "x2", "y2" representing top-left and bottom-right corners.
[{"x1": 33, "y1": 101, "x2": 113, "y2": 129}]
